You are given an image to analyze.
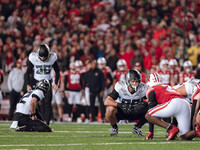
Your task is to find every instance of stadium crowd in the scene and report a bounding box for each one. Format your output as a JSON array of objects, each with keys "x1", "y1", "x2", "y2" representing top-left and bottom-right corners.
[{"x1": 1, "y1": 0, "x2": 200, "y2": 125}]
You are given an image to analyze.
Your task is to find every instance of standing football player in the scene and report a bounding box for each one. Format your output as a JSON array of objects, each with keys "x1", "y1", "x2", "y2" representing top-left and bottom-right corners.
[
  {"x1": 104, "y1": 69, "x2": 148, "y2": 136},
  {"x1": 25, "y1": 44, "x2": 60, "y2": 125}
]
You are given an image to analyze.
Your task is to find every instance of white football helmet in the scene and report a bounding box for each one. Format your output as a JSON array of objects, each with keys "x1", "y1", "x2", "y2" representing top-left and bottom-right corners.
[
  {"x1": 69, "y1": 62, "x2": 75, "y2": 70},
  {"x1": 75, "y1": 60, "x2": 83, "y2": 71},
  {"x1": 169, "y1": 59, "x2": 178, "y2": 66},
  {"x1": 117, "y1": 59, "x2": 127, "y2": 71},
  {"x1": 183, "y1": 60, "x2": 193, "y2": 72},
  {"x1": 97, "y1": 57, "x2": 106, "y2": 69},
  {"x1": 159, "y1": 59, "x2": 169, "y2": 71},
  {"x1": 147, "y1": 73, "x2": 163, "y2": 87}
]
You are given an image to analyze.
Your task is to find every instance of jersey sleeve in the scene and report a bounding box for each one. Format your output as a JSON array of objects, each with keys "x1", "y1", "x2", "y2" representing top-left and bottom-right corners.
[
  {"x1": 114, "y1": 81, "x2": 122, "y2": 93},
  {"x1": 32, "y1": 89, "x2": 45, "y2": 101},
  {"x1": 50, "y1": 52, "x2": 58, "y2": 64},
  {"x1": 28, "y1": 52, "x2": 37, "y2": 64}
]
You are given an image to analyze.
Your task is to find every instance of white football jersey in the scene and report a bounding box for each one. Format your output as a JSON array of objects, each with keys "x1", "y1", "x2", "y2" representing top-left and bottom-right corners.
[
  {"x1": 115, "y1": 80, "x2": 148, "y2": 103},
  {"x1": 173, "y1": 78, "x2": 200, "y2": 102},
  {"x1": 15, "y1": 89, "x2": 44, "y2": 115},
  {"x1": 29, "y1": 52, "x2": 57, "y2": 81}
]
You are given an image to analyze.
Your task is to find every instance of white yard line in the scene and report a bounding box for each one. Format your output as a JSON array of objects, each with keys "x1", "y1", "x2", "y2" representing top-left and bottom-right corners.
[{"x1": 0, "y1": 141, "x2": 199, "y2": 147}]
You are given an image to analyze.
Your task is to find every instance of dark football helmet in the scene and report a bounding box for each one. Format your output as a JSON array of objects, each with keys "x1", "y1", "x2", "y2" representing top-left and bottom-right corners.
[
  {"x1": 125, "y1": 69, "x2": 141, "y2": 91},
  {"x1": 37, "y1": 44, "x2": 50, "y2": 61},
  {"x1": 35, "y1": 79, "x2": 50, "y2": 93}
]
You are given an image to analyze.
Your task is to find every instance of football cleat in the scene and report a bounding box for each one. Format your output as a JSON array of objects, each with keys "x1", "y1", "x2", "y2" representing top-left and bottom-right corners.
[
  {"x1": 132, "y1": 126, "x2": 144, "y2": 136},
  {"x1": 195, "y1": 125, "x2": 200, "y2": 137},
  {"x1": 144, "y1": 131, "x2": 154, "y2": 140},
  {"x1": 166, "y1": 125, "x2": 179, "y2": 140},
  {"x1": 110, "y1": 128, "x2": 118, "y2": 136}
]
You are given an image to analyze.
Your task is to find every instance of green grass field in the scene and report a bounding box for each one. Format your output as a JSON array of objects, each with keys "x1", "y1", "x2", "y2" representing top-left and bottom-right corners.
[{"x1": 0, "y1": 121, "x2": 200, "y2": 150}]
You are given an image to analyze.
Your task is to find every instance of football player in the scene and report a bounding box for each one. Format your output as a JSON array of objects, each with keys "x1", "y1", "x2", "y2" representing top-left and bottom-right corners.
[
  {"x1": 25, "y1": 44, "x2": 60, "y2": 125},
  {"x1": 157, "y1": 59, "x2": 171, "y2": 85},
  {"x1": 179, "y1": 60, "x2": 196, "y2": 84},
  {"x1": 145, "y1": 73, "x2": 198, "y2": 140},
  {"x1": 10, "y1": 79, "x2": 52, "y2": 132},
  {"x1": 97, "y1": 57, "x2": 113, "y2": 100},
  {"x1": 112, "y1": 59, "x2": 128, "y2": 87},
  {"x1": 63, "y1": 62, "x2": 82, "y2": 122},
  {"x1": 168, "y1": 59, "x2": 179, "y2": 86},
  {"x1": 104, "y1": 69, "x2": 148, "y2": 136}
]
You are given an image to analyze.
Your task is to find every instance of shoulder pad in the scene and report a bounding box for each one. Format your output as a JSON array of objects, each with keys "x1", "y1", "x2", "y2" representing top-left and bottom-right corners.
[
  {"x1": 28, "y1": 52, "x2": 38, "y2": 63},
  {"x1": 115, "y1": 81, "x2": 126, "y2": 93},
  {"x1": 49, "y1": 52, "x2": 57, "y2": 63}
]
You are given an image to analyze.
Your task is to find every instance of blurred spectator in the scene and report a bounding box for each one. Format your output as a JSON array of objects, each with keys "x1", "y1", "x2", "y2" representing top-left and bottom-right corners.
[
  {"x1": 187, "y1": 39, "x2": 200, "y2": 68},
  {"x1": 7, "y1": 59, "x2": 25, "y2": 120}
]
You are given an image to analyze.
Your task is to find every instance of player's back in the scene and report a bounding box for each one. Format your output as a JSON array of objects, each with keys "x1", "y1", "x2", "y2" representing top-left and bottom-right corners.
[{"x1": 147, "y1": 85, "x2": 184, "y2": 104}]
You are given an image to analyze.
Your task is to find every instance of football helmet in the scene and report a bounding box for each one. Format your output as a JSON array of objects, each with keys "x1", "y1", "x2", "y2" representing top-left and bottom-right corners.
[
  {"x1": 117, "y1": 59, "x2": 127, "y2": 71},
  {"x1": 147, "y1": 73, "x2": 163, "y2": 87},
  {"x1": 125, "y1": 69, "x2": 141, "y2": 91},
  {"x1": 75, "y1": 60, "x2": 83, "y2": 67},
  {"x1": 70, "y1": 62, "x2": 75, "y2": 70},
  {"x1": 169, "y1": 59, "x2": 178, "y2": 66},
  {"x1": 36, "y1": 79, "x2": 50, "y2": 93},
  {"x1": 183, "y1": 60, "x2": 193, "y2": 72},
  {"x1": 159, "y1": 59, "x2": 169, "y2": 71},
  {"x1": 97, "y1": 57, "x2": 106, "y2": 69},
  {"x1": 37, "y1": 44, "x2": 50, "y2": 61}
]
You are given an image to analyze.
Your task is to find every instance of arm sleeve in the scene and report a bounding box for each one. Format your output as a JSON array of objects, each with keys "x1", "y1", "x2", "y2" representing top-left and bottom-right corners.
[
  {"x1": 147, "y1": 91, "x2": 157, "y2": 109},
  {"x1": 25, "y1": 60, "x2": 34, "y2": 86},
  {"x1": 32, "y1": 94, "x2": 41, "y2": 102},
  {"x1": 52, "y1": 61, "x2": 60, "y2": 85},
  {"x1": 108, "y1": 89, "x2": 119, "y2": 100}
]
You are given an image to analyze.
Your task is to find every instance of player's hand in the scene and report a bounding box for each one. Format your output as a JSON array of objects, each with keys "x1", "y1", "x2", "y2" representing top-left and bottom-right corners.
[
  {"x1": 53, "y1": 84, "x2": 58, "y2": 93},
  {"x1": 32, "y1": 116, "x2": 37, "y2": 120},
  {"x1": 27, "y1": 85, "x2": 32, "y2": 92}
]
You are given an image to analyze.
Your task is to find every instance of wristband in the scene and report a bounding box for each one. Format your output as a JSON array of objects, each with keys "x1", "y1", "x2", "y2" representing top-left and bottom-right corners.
[{"x1": 31, "y1": 113, "x2": 36, "y2": 117}]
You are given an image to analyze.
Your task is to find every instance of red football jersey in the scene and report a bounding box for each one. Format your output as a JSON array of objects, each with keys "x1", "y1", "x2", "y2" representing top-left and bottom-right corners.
[
  {"x1": 179, "y1": 71, "x2": 196, "y2": 83},
  {"x1": 170, "y1": 69, "x2": 180, "y2": 85},
  {"x1": 146, "y1": 85, "x2": 184, "y2": 104},
  {"x1": 191, "y1": 89, "x2": 200, "y2": 102},
  {"x1": 113, "y1": 69, "x2": 128, "y2": 82},
  {"x1": 157, "y1": 69, "x2": 171, "y2": 85},
  {"x1": 63, "y1": 70, "x2": 81, "y2": 90}
]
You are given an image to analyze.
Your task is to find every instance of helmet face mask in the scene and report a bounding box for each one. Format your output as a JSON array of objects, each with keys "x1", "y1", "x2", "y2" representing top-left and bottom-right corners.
[
  {"x1": 36, "y1": 79, "x2": 50, "y2": 93},
  {"x1": 126, "y1": 69, "x2": 141, "y2": 91},
  {"x1": 37, "y1": 44, "x2": 50, "y2": 61}
]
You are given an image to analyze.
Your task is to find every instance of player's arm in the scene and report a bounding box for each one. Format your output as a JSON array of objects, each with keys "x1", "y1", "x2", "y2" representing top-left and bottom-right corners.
[
  {"x1": 104, "y1": 89, "x2": 119, "y2": 107},
  {"x1": 52, "y1": 61, "x2": 60, "y2": 93},
  {"x1": 52, "y1": 61, "x2": 60, "y2": 85},
  {"x1": 25, "y1": 60, "x2": 34, "y2": 91},
  {"x1": 147, "y1": 90, "x2": 157, "y2": 109},
  {"x1": 30, "y1": 94, "x2": 40, "y2": 120}
]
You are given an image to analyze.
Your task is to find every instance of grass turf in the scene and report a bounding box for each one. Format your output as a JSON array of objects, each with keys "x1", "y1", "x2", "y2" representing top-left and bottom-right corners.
[{"x1": 0, "y1": 121, "x2": 200, "y2": 150}]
